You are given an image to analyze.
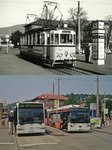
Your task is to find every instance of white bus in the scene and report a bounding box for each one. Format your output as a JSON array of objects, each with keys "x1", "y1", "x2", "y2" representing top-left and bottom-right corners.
[
  {"x1": 15, "y1": 102, "x2": 46, "y2": 135},
  {"x1": 46, "y1": 105, "x2": 91, "y2": 132}
]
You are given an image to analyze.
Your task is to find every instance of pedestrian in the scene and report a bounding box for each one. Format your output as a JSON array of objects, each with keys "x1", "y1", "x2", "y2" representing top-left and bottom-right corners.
[
  {"x1": 14, "y1": 109, "x2": 17, "y2": 133},
  {"x1": 1, "y1": 116, "x2": 5, "y2": 127},
  {"x1": 101, "y1": 117, "x2": 105, "y2": 127},
  {"x1": 106, "y1": 116, "x2": 110, "y2": 126},
  {"x1": 8, "y1": 110, "x2": 14, "y2": 134},
  {"x1": 85, "y1": 44, "x2": 90, "y2": 63}
]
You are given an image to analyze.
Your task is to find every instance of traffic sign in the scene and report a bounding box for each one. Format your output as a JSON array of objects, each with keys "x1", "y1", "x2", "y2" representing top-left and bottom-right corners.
[{"x1": 6, "y1": 39, "x2": 9, "y2": 42}]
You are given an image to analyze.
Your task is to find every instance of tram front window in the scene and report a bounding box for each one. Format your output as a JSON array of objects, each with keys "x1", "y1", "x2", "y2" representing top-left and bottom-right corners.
[
  {"x1": 60, "y1": 34, "x2": 72, "y2": 44},
  {"x1": 55, "y1": 34, "x2": 59, "y2": 44},
  {"x1": 19, "y1": 108, "x2": 44, "y2": 124}
]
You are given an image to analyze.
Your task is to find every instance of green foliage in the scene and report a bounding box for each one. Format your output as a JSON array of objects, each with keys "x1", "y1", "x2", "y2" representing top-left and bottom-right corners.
[
  {"x1": 84, "y1": 95, "x2": 96, "y2": 108},
  {"x1": 64, "y1": 93, "x2": 97, "y2": 107},
  {"x1": 106, "y1": 100, "x2": 112, "y2": 115},
  {"x1": 67, "y1": 6, "x2": 88, "y2": 45},
  {"x1": 10, "y1": 30, "x2": 23, "y2": 47},
  {"x1": 64, "y1": 92, "x2": 80, "y2": 105}
]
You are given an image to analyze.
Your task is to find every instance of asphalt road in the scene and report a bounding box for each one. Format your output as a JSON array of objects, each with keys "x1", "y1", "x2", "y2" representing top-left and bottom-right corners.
[
  {"x1": 0, "y1": 47, "x2": 112, "y2": 74},
  {"x1": 0, "y1": 124, "x2": 112, "y2": 150},
  {"x1": 0, "y1": 47, "x2": 54, "y2": 75}
]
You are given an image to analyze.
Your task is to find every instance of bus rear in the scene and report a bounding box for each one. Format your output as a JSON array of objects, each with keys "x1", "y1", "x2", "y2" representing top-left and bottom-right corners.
[{"x1": 16, "y1": 102, "x2": 46, "y2": 135}]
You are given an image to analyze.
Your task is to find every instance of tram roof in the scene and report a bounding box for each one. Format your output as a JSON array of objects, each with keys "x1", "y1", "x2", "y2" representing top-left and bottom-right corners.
[
  {"x1": 24, "y1": 19, "x2": 75, "y2": 33},
  {"x1": 24, "y1": 19, "x2": 61, "y2": 27}
]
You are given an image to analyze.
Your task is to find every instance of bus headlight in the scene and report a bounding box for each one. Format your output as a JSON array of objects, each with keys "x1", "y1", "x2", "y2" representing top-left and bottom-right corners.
[
  {"x1": 41, "y1": 123, "x2": 45, "y2": 129},
  {"x1": 17, "y1": 125, "x2": 23, "y2": 130}
]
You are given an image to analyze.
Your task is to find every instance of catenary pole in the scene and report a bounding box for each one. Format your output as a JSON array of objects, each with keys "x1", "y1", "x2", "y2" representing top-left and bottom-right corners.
[
  {"x1": 96, "y1": 75, "x2": 100, "y2": 117},
  {"x1": 77, "y1": 1, "x2": 81, "y2": 53}
]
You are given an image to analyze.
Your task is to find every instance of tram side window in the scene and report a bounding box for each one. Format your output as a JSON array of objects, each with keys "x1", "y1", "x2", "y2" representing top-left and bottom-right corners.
[
  {"x1": 55, "y1": 34, "x2": 59, "y2": 44},
  {"x1": 37, "y1": 34, "x2": 40, "y2": 45},
  {"x1": 50, "y1": 33, "x2": 54, "y2": 44},
  {"x1": 41, "y1": 34, "x2": 45, "y2": 45},
  {"x1": 47, "y1": 34, "x2": 50, "y2": 44},
  {"x1": 30, "y1": 34, "x2": 31, "y2": 45},
  {"x1": 73, "y1": 34, "x2": 76, "y2": 44},
  {"x1": 26, "y1": 35, "x2": 28, "y2": 45},
  {"x1": 33, "y1": 34, "x2": 35, "y2": 45}
]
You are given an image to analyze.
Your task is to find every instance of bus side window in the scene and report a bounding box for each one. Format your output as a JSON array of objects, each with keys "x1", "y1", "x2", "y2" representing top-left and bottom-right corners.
[{"x1": 55, "y1": 34, "x2": 59, "y2": 44}]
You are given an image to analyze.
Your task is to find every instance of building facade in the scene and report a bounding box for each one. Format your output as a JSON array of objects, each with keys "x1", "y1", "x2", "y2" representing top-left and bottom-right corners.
[{"x1": 33, "y1": 93, "x2": 68, "y2": 109}]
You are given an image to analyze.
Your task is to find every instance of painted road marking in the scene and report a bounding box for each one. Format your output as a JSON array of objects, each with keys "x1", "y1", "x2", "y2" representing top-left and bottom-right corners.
[
  {"x1": 47, "y1": 134, "x2": 61, "y2": 142},
  {"x1": 19, "y1": 142, "x2": 58, "y2": 147},
  {"x1": 0, "y1": 143, "x2": 14, "y2": 145}
]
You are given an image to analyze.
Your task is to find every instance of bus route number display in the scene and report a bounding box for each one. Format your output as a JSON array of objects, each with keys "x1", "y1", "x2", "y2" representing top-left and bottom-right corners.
[{"x1": 19, "y1": 103, "x2": 43, "y2": 108}]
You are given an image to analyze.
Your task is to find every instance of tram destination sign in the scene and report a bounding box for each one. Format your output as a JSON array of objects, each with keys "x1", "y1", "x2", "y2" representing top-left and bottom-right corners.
[{"x1": 19, "y1": 103, "x2": 43, "y2": 108}]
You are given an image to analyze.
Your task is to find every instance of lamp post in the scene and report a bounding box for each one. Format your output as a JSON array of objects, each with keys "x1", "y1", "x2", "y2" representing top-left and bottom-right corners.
[
  {"x1": 5, "y1": 34, "x2": 9, "y2": 54},
  {"x1": 77, "y1": 1, "x2": 81, "y2": 53}
]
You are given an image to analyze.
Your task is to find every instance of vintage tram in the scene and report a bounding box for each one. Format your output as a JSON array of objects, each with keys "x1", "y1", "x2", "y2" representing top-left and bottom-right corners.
[{"x1": 20, "y1": 20, "x2": 76, "y2": 67}]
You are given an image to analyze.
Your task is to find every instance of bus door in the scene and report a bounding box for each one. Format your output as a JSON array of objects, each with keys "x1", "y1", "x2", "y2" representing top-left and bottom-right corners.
[{"x1": 52, "y1": 113, "x2": 61, "y2": 129}]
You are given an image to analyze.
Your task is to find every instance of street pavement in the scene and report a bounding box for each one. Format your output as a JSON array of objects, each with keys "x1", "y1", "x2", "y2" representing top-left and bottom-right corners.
[
  {"x1": 76, "y1": 54, "x2": 112, "y2": 75},
  {"x1": 94, "y1": 122, "x2": 112, "y2": 134},
  {"x1": 0, "y1": 47, "x2": 112, "y2": 74},
  {"x1": 0, "y1": 119, "x2": 18, "y2": 150},
  {"x1": 0, "y1": 121, "x2": 112, "y2": 150},
  {"x1": 0, "y1": 127, "x2": 18, "y2": 150},
  {"x1": 46, "y1": 122, "x2": 112, "y2": 135}
]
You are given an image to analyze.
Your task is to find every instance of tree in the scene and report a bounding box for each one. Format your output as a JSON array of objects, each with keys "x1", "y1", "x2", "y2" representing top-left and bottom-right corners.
[
  {"x1": 85, "y1": 95, "x2": 96, "y2": 108},
  {"x1": 105, "y1": 15, "x2": 112, "y2": 51},
  {"x1": 10, "y1": 30, "x2": 23, "y2": 47},
  {"x1": 106, "y1": 100, "x2": 112, "y2": 116},
  {"x1": 64, "y1": 93, "x2": 80, "y2": 105},
  {"x1": 67, "y1": 6, "x2": 89, "y2": 45}
]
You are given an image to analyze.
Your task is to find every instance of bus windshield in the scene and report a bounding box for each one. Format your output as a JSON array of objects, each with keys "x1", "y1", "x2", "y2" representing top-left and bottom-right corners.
[
  {"x1": 70, "y1": 109, "x2": 90, "y2": 123},
  {"x1": 19, "y1": 108, "x2": 44, "y2": 125}
]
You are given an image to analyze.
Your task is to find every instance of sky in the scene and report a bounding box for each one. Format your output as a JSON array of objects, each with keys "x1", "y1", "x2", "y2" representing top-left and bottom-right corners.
[
  {"x1": 0, "y1": 75, "x2": 112, "y2": 104},
  {"x1": 0, "y1": 0, "x2": 112, "y2": 28}
]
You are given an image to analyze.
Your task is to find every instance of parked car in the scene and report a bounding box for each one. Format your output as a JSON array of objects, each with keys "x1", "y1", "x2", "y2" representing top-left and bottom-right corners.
[{"x1": 9, "y1": 43, "x2": 14, "y2": 48}]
